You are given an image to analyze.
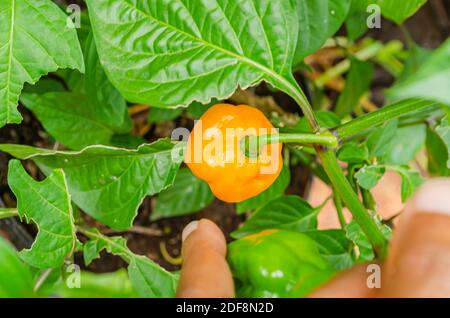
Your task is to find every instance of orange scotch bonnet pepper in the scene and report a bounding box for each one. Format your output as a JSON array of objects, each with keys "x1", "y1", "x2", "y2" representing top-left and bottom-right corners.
[{"x1": 185, "y1": 104, "x2": 282, "y2": 202}]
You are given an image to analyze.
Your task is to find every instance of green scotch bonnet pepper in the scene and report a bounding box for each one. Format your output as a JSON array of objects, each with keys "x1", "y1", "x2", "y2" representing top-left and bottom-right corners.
[{"x1": 227, "y1": 229, "x2": 336, "y2": 297}]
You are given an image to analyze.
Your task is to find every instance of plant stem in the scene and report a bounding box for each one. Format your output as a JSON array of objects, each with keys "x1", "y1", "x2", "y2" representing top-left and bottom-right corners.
[
  {"x1": 318, "y1": 149, "x2": 387, "y2": 257},
  {"x1": 0, "y1": 208, "x2": 18, "y2": 219},
  {"x1": 281, "y1": 75, "x2": 388, "y2": 257},
  {"x1": 244, "y1": 132, "x2": 338, "y2": 149},
  {"x1": 34, "y1": 269, "x2": 53, "y2": 292},
  {"x1": 102, "y1": 225, "x2": 163, "y2": 237},
  {"x1": 273, "y1": 132, "x2": 338, "y2": 147},
  {"x1": 335, "y1": 99, "x2": 438, "y2": 140},
  {"x1": 399, "y1": 25, "x2": 415, "y2": 49},
  {"x1": 333, "y1": 191, "x2": 346, "y2": 228}
]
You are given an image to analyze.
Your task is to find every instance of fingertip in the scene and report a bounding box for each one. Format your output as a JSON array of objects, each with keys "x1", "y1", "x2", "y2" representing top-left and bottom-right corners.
[
  {"x1": 182, "y1": 220, "x2": 199, "y2": 242},
  {"x1": 182, "y1": 218, "x2": 227, "y2": 257},
  {"x1": 177, "y1": 218, "x2": 234, "y2": 298}
]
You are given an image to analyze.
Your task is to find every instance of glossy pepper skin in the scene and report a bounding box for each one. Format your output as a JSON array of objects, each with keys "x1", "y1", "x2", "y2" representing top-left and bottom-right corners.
[
  {"x1": 227, "y1": 229, "x2": 336, "y2": 298},
  {"x1": 185, "y1": 104, "x2": 282, "y2": 203}
]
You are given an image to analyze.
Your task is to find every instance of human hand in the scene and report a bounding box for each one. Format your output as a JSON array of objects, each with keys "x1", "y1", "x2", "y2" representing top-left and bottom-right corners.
[
  {"x1": 176, "y1": 218, "x2": 235, "y2": 297},
  {"x1": 176, "y1": 179, "x2": 450, "y2": 298}
]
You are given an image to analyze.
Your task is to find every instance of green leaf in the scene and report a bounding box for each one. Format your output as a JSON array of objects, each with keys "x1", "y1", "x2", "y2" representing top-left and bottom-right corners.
[
  {"x1": 355, "y1": 165, "x2": 386, "y2": 190},
  {"x1": 294, "y1": 0, "x2": 351, "y2": 64},
  {"x1": 335, "y1": 58, "x2": 374, "y2": 118},
  {"x1": 20, "y1": 33, "x2": 132, "y2": 150},
  {"x1": 86, "y1": 0, "x2": 300, "y2": 108},
  {"x1": 346, "y1": 0, "x2": 427, "y2": 39},
  {"x1": 436, "y1": 116, "x2": 450, "y2": 168},
  {"x1": 345, "y1": 2, "x2": 369, "y2": 40},
  {"x1": 0, "y1": 139, "x2": 184, "y2": 229},
  {"x1": 232, "y1": 195, "x2": 319, "y2": 239},
  {"x1": 20, "y1": 92, "x2": 118, "y2": 150},
  {"x1": 83, "y1": 32, "x2": 132, "y2": 134},
  {"x1": 83, "y1": 234, "x2": 127, "y2": 266},
  {"x1": 377, "y1": 0, "x2": 427, "y2": 24},
  {"x1": 54, "y1": 269, "x2": 137, "y2": 298},
  {"x1": 0, "y1": 237, "x2": 34, "y2": 297},
  {"x1": 50, "y1": 11, "x2": 91, "y2": 93},
  {"x1": 345, "y1": 0, "x2": 377, "y2": 40},
  {"x1": 388, "y1": 39, "x2": 450, "y2": 106},
  {"x1": 152, "y1": 168, "x2": 215, "y2": 220},
  {"x1": 0, "y1": 0, "x2": 84, "y2": 126},
  {"x1": 394, "y1": 167, "x2": 423, "y2": 202},
  {"x1": 110, "y1": 134, "x2": 146, "y2": 149},
  {"x1": 385, "y1": 124, "x2": 426, "y2": 165},
  {"x1": 356, "y1": 165, "x2": 423, "y2": 202},
  {"x1": 128, "y1": 256, "x2": 178, "y2": 298},
  {"x1": 23, "y1": 78, "x2": 66, "y2": 95},
  {"x1": 303, "y1": 229, "x2": 354, "y2": 271},
  {"x1": 149, "y1": 95, "x2": 217, "y2": 123},
  {"x1": 236, "y1": 165, "x2": 290, "y2": 214},
  {"x1": 148, "y1": 107, "x2": 183, "y2": 124},
  {"x1": 337, "y1": 142, "x2": 369, "y2": 163},
  {"x1": 75, "y1": 10, "x2": 92, "y2": 49},
  {"x1": 186, "y1": 100, "x2": 215, "y2": 119},
  {"x1": 366, "y1": 119, "x2": 398, "y2": 157},
  {"x1": 345, "y1": 220, "x2": 374, "y2": 262},
  {"x1": 7, "y1": 160, "x2": 77, "y2": 269},
  {"x1": 82, "y1": 228, "x2": 177, "y2": 297},
  {"x1": 56, "y1": 68, "x2": 85, "y2": 92},
  {"x1": 426, "y1": 126, "x2": 450, "y2": 176}
]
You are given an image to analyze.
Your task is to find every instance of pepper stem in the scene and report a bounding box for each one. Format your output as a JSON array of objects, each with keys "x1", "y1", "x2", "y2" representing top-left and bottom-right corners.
[{"x1": 241, "y1": 132, "x2": 338, "y2": 158}]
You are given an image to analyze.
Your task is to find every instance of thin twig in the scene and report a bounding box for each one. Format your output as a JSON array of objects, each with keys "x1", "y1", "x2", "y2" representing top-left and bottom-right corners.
[
  {"x1": 34, "y1": 269, "x2": 53, "y2": 292},
  {"x1": 128, "y1": 104, "x2": 150, "y2": 115},
  {"x1": 333, "y1": 192, "x2": 347, "y2": 228},
  {"x1": 102, "y1": 225, "x2": 163, "y2": 237}
]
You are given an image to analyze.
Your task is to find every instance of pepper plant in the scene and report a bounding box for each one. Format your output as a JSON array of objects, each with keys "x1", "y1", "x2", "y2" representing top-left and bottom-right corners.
[{"x1": 0, "y1": 0, "x2": 449, "y2": 297}]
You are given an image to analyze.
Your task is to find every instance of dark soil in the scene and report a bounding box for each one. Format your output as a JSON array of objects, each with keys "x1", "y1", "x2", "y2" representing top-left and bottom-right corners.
[{"x1": 0, "y1": 1, "x2": 449, "y2": 273}]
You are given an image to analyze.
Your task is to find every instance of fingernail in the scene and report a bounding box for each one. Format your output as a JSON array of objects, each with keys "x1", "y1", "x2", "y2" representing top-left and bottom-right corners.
[
  {"x1": 182, "y1": 221, "x2": 199, "y2": 242},
  {"x1": 410, "y1": 179, "x2": 450, "y2": 216}
]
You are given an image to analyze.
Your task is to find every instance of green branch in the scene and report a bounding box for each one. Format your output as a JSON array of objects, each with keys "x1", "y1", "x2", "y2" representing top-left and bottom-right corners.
[
  {"x1": 281, "y1": 76, "x2": 388, "y2": 257},
  {"x1": 242, "y1": 132, "x2": 338, "y2": 157},
  {"x1": 270, "y1": 132, "x2": 338, "y2": 147},
  {"x1": 0, "y1": 208, "x2": 18, "y2": 219},
  {"x1": 318, "y1": 150, "x2": 387, "y2": 257},
  {"x1": 335, "y1": 99, "x2": 438, "y2": 140},
  {"x1": 333, "y1": 190, "x2": 346, "y2": 228}
]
